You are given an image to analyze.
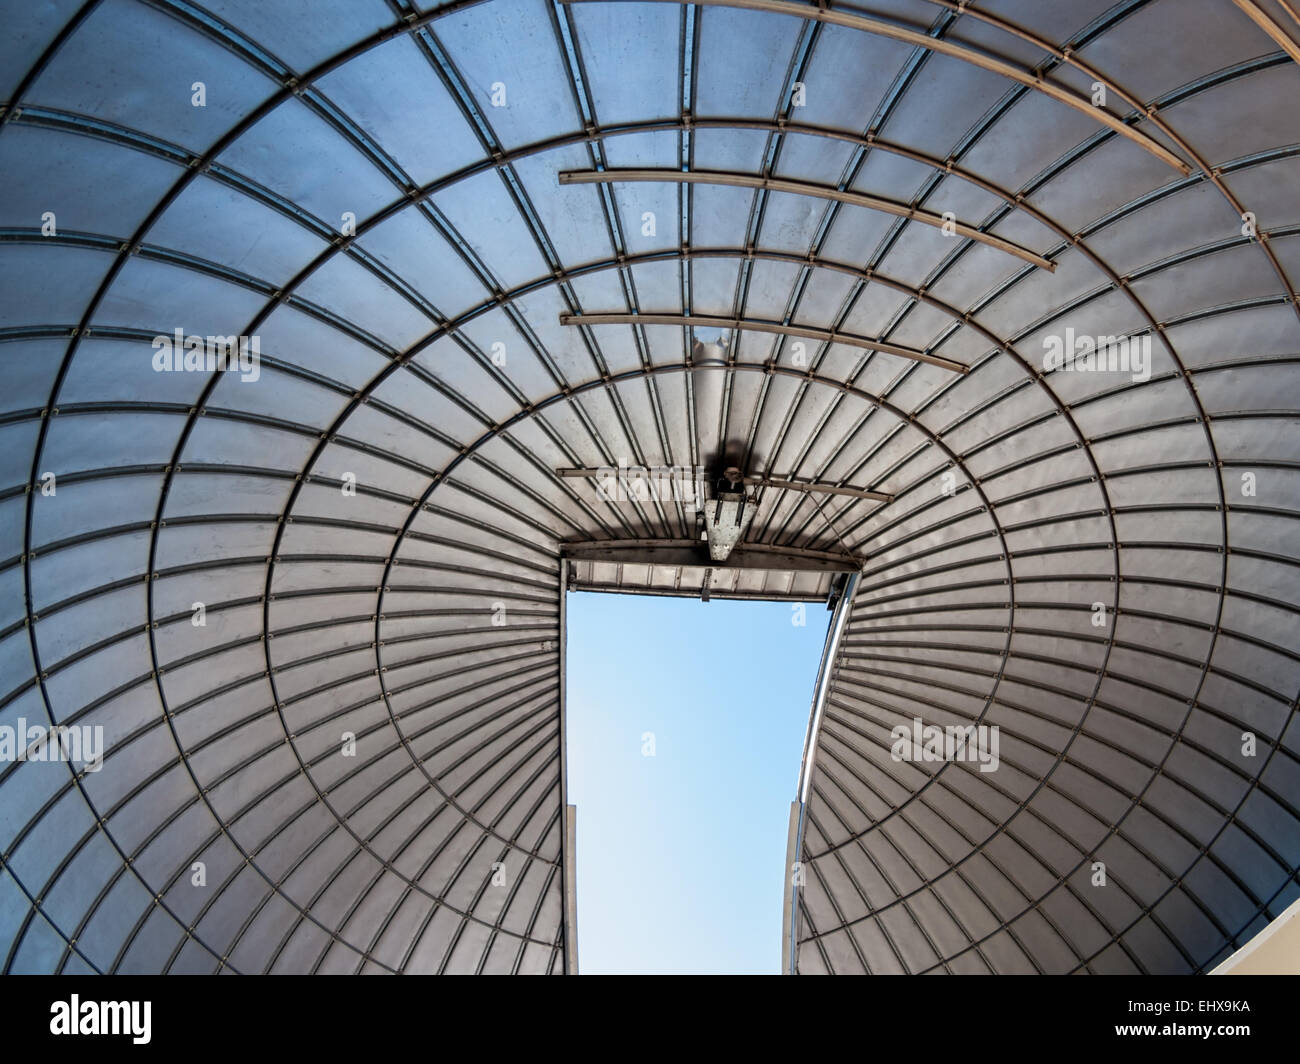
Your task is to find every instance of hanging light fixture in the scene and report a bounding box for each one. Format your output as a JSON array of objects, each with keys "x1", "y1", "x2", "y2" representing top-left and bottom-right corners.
[{"x1": 703, "y1": 467, "x2": 755, "y2": 561}]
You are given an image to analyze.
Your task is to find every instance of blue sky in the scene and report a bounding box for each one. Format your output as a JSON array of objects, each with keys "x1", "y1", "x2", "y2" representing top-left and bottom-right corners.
[{"x1": 565, "y1": 591, "x2": 831, "y2": 975}]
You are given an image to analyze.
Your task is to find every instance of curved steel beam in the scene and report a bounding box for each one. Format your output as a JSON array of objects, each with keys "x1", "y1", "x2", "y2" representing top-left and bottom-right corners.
[
  {"x1": 558, "y1": 311, "x2": 970, "y2": 372},
  {"x1": 741, "y1": 476, "x2": 892, "y2": 503},
  {"x1": 558, "y1": 168, "x2": 1057, "y2": 271},
  {"x1": 1230, "y1": 0, "x2": 1300, "y2": 63},
  {"x1": 559, "y1": 0, "x2": 1192, "y2": 174},
  {"x1": 554, "y1": 466, "x2": 893, "y2": 502}
]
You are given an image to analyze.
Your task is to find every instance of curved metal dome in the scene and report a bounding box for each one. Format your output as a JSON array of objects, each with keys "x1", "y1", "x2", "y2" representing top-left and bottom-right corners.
[{"x1": 1, "y1": 0, "x2": 1298, "y2": 974}]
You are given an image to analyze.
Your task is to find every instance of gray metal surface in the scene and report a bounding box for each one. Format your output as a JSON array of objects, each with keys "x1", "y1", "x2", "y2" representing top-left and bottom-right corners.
[{"x1": 0, "y1": 0, "x2": 1297, "y2": 975}]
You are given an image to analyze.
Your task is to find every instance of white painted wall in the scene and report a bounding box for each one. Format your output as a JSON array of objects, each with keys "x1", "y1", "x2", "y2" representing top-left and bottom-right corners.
[{"x1": 1211, "y1": 896, "x2": 1300, "y2": 975}]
